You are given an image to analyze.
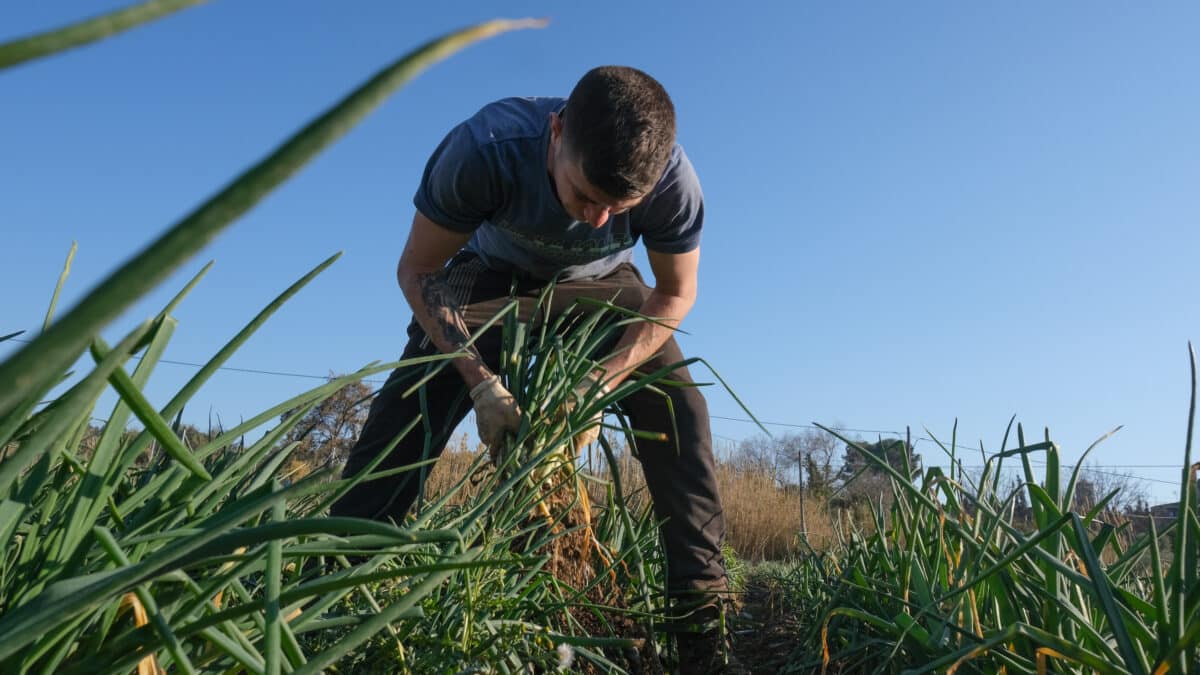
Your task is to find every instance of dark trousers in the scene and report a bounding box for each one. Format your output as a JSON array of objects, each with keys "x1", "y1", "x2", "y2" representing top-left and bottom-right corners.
[{"x1": 331, "y1": 254, "x2": 727, "y2": 597}]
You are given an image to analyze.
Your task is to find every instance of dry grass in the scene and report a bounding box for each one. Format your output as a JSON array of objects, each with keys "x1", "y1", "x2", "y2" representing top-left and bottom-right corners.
[
  {"x1": 424, "y1": 444, "x2": 846, "y2": 562},
  {"x1": 716, "y1": 464, "x2": 840, "y2": 561},
  {"x1": 423, "y1": 449, "x2": 479, "y2": 505}
]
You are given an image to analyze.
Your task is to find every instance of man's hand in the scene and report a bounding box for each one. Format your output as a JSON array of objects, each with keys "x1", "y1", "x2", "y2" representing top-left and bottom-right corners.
[{"x1": 470, "y1": 375, "x2": 522, "y2": 460}]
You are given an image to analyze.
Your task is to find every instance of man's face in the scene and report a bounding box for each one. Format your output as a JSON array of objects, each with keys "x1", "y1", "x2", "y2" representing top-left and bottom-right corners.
[{"x1": 548, "y1": 113, "x2": 645, "y2": 229}]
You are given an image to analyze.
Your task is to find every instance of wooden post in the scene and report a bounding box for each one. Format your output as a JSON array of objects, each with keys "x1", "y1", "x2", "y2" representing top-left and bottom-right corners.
[{"x1": 799, "y1": 448, "x2": 807, "y2": 537}]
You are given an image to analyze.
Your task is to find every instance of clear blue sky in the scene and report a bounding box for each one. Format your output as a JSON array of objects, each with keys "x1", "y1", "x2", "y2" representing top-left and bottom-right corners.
[{"x1": 3, "y1": 2, "x2": 1197, "y2": 503}]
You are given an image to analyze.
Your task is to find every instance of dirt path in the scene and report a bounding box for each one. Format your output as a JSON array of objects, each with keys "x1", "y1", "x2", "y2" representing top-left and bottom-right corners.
[{"x1": 729, "y1": 577, "x2": 803, "y2": 674}]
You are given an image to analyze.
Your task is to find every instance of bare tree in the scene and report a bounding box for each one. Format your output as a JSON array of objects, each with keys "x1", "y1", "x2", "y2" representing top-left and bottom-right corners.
[
  {"x1": 732, "y1": 435, "x2": 785, "y2": 485},
  {"x1": 1071, "y1": 464, "x2": 1149, "y2": 517},
  {"x1": 279, "y1": 377, "x2": 374, "y2": 481},
  {"x1": 730, "y1": 429, "x2": 841, "y2": 490},
  {"x1": 788, "y1": 429, "x2": 840, "y2": 497}
]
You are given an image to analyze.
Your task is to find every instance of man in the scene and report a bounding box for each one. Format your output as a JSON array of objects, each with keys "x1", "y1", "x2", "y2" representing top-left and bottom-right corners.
[{"x1": 332, "y1": 66, "x2": 737, "y2": 673}]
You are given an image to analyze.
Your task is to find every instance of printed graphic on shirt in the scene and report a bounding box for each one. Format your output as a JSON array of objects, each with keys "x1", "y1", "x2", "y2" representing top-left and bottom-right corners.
[{"x1": 490, "y1": 218, "x2": 634, "y2": 267}]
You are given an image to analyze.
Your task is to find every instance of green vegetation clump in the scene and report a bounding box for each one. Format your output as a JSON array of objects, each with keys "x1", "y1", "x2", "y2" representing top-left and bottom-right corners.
[
  {"x1": 5, "y1": 4, "x2": 1198, "y2": 674},
  {"x1": 1, "y1": 5, "x2": 683, "y2": 673},
  {"x1": 733, "y1": 409, "x2": 1200, "y2": 674}
]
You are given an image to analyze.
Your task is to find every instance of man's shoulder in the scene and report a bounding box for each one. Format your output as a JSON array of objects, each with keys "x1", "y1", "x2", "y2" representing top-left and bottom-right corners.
[
  {"x1": 627, "y1": 142, "x2": 704, "y2": 253},
  {"x1": 459, "y1": 96, "x2": 563, "y2": 149},
  {"x1": 644, "y1": 143, "x2": 702, "y2": 205}
]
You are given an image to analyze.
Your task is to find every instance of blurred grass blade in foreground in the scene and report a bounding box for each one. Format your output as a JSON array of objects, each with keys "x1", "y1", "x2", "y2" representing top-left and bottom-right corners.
[
  {"x1": 0, "y1": 0, "x2": 208, "y2": 71},
  {"x1": 0, "y1": 16, "x2": 546, "y2": 421}
]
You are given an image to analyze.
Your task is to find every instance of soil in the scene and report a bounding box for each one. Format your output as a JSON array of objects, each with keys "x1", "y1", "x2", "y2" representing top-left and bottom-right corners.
[{"x1": 728, "y1": 577, "x2": 806, "y2": 674}]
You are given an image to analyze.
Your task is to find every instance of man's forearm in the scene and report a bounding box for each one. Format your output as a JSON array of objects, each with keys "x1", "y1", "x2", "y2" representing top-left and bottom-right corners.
[
  {"x1": 595, "y1": 289, "x2": 693, "y2": 388},
  {"x1": 400, "y1": 269, "x2": 492, "y2": 389}
]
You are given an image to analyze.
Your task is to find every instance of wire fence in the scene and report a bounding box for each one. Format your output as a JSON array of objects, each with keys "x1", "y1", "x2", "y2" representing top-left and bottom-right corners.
[{"x1": 5, "y1": 334, "x2": 1191, "y2": 497}]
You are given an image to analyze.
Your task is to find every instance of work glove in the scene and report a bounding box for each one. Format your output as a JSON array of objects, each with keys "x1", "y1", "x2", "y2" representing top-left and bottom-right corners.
[
  {"x1": 565, "y1": 375, "x2": 610, "y2": 453},
  {"x1": 470, "y1": 375, "x2": 522, "y2": 462}
]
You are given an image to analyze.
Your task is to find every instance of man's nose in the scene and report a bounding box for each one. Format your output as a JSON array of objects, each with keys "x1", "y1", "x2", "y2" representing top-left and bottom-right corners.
[{"x1": 585, "y1": 205, "x2": 611, "y2": 228}]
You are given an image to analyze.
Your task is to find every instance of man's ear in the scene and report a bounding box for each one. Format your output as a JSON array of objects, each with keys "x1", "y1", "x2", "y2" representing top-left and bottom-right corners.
[{"x1": 549, "y1": 111, "x2": 563, "y2": 142}]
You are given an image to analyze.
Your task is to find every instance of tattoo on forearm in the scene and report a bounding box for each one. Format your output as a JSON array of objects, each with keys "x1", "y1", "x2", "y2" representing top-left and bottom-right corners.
[{"x1": 416, "y1": 272, "x2": 481, "y2": 358}]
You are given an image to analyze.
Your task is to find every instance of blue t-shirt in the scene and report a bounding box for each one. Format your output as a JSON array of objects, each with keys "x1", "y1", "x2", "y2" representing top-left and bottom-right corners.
[{"x1": 413, "y1": 97, "x2": 704, "y2": 281}]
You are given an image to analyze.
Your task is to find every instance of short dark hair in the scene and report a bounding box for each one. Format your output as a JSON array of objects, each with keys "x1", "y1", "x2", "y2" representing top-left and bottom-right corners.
[{"x1": 562, "y1": 66, "x2": 676, "y2": 200}]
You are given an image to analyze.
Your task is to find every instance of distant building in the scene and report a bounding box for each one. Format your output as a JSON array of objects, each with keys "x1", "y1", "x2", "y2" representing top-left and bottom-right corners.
[
  {"x1": 1150, "y1": 502, "x2": 1180, "y2": 521},
  {"x1": 1126, "y1": 500, "x2": 1188, "y2": 535}
]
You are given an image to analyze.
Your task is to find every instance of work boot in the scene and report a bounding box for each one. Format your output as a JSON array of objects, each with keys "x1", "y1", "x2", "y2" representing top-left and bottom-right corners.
[
  {"x1": 677, "y1": 630, "x2": 746, "y2": 674},
  {"x1": 673, "y1": 599, "x2": 747, "y2": 675}
]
